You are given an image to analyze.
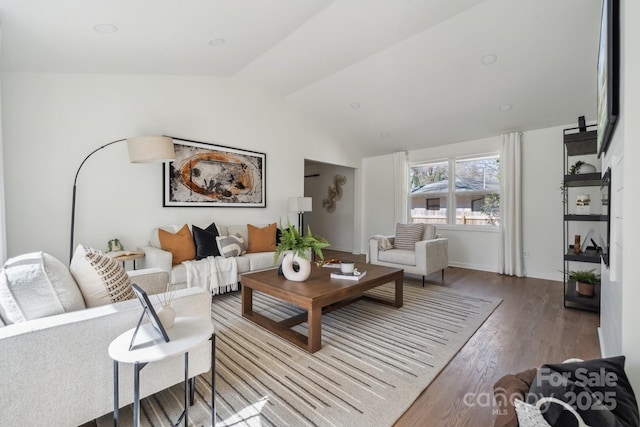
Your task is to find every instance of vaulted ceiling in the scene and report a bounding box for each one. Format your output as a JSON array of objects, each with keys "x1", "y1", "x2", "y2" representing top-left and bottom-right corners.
[{"x1": 0, "y1": 0, "x2": 602, "y2": 156}]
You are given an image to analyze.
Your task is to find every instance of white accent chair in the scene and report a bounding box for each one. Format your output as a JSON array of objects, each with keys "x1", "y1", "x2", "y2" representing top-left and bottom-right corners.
[{"x1": 368, "y1": 224, "x2": 449, "y2": 286}]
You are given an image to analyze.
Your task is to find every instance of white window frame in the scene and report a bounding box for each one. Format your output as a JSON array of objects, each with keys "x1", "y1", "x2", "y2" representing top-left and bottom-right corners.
[{"x1": 409, "y1": 152, "x2": 500, "y2": 231}]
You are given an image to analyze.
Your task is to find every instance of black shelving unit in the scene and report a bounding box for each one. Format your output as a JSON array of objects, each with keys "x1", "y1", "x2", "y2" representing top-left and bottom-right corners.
[{"x1": 563, "y1": 126, "x2": 605, "y2": 312}]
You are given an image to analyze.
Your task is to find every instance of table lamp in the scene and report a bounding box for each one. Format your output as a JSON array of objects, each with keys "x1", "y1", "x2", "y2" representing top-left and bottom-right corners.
[{"x1": 289, "y1": 197, "x2": 312, "y2": 234}]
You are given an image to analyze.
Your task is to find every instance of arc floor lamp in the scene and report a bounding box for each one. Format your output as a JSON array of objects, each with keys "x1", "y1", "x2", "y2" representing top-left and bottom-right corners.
[{"x1": 69, "y1": 136, "x2": 176, "y2": 263}]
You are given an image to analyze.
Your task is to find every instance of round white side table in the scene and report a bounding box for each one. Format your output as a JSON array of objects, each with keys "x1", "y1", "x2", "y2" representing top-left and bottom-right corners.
[{"x1": 109, "y1": 317, "x2": 214, "y2": 427}]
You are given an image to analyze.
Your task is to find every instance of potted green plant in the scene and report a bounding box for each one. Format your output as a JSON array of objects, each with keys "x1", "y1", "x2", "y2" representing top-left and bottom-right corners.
[
  {"x1": 107, "y1": 238, "x2": 123, "y2": 253},
  {"x1": 568, "y1": 269, "x2": 600, "y2": 297},
  {"x1": 274, "y1": 221, "x2": 329, "y2": 281}
]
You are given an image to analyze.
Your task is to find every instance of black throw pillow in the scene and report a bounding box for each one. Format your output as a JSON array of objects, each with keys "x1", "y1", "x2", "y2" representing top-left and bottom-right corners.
[
  {"x1": 527, "y1": 356, "x2": 639, "y2": 427},
  {"x1": 192, "y1": 223, "x2": 221, "y2": 259}
]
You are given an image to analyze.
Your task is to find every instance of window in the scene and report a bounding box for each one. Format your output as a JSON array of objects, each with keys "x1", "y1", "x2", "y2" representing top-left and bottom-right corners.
[
  {"x1": 409, "y1": 155, "x2": 500, "y2": 226},
  {"x1": 409, "y1": 161, "x2": 448, "y2": 224}
]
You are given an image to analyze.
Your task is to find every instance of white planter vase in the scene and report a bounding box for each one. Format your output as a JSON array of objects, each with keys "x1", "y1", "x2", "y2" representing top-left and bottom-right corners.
[
  {"x1": 281, "y1": 252, "x2": 311, "y2": 282},
  {"x1": 157, "y1": 305, "x2": 176, "y2": 329}
]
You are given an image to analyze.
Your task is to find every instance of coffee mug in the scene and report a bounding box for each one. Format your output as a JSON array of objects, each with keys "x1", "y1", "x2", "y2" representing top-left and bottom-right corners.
[{"x1": 340, "y1": 261, "x2": 355, "y2": 274}]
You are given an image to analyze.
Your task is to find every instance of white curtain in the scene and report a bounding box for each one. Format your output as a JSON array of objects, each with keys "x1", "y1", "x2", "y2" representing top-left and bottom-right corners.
[
  {"x1": 499, "y1": 132, "x2": 524, "y2": 276},
  {"x1": 393, "y1": 151, "x2": 409, "y2": 225}
]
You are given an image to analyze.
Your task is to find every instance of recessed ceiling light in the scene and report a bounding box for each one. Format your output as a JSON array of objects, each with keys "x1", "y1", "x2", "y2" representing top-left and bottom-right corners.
[
  {"x1": 499, "y1": 104, "x2": 513, "y2": 112},
  {"x1": 481, "y1": 54, "x2": 498, "y2": 65},
  {"x1": 208, "y1": 38, "x2": 226, "y2": 46},
  {"x1": 380, "y1": 132, "x2": 391, "y2": 138},
  {"x1": 93, "y1": 23, "x2": 118, "y2": 34},
  {"x1": 350, "y1": 102, "x2": 361, "y2": 109}
]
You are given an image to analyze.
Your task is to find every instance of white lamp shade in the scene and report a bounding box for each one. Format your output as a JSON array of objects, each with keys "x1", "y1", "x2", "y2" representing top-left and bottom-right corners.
[
  {"x1": 127, "y1": 136, "x2": 176, "y2": 163},
  {"x1": 289, "y1": 197, "x2": 312, "y2": 212}
]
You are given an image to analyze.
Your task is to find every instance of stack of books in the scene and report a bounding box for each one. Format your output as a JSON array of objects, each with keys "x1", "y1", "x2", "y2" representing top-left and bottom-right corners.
[{"x1": 330, "y1": 270, "x2": 366, "y2": 280}]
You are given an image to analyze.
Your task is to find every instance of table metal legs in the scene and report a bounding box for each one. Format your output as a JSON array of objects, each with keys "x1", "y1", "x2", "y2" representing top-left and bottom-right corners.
[
  {"x1": 183, "y1": 353, "x2": 189, "y2": 426},
  {"x1": 133, "y1": 362, "x2": 141, "y2": 427},
  {"x1": 112, "y1": 335, "x2": 216, "y2": 427},
  {"x1": 212, "y1": 333, "x2": 216, "y2": 427},
  {"x1": 113, "y1": 361, "x2": 119, "y2": 427}
]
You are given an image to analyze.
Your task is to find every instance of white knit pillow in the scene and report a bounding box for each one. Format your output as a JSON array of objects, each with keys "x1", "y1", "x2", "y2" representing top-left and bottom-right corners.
[
  {"x1": 70, "y1": 245, "x2": 134, "y2": 307},
  {"x1": 0, "y1": 252, "x2": 85, "y2": 325},
  {"x1": 394, "y1": 223, "x2": 425, "y2": 249}
]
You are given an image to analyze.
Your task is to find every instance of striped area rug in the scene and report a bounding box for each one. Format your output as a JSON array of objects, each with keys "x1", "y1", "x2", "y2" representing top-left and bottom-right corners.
[{"x1": 99, "y1": 282, "x2": 500, "y2": 426}]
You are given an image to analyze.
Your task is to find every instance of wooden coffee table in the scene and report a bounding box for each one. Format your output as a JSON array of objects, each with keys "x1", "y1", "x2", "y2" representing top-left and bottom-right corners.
[{"x1": 241, "y1": 263, "x2": 403, "y2": 353}]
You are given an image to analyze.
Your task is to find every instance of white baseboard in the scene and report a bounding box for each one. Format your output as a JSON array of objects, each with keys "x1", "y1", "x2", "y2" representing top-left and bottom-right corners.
[
  {"x1": 524, "y1": 270, "x2": 564, "y2": 282},
  {"x1": 448, "y1": 261, "x2": 498, "y2": 273},
  {"x1": 327, "y1": 245, "x2": 356, "y2": 253},
  {"x1": 598, "y1": 327, "x2": 607, "y2": 358}
]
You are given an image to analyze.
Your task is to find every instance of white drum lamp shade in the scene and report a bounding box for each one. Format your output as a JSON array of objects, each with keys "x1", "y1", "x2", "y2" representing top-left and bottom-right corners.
[
  {"x1": 289, "y1": 197, "x2": 312, "y2": 233},
  {"x1": 289, "y1": 197, "x2": 312, "y2": 213},
  {"x1": 127, "y1": 136, "x2": 176, "y2": 163}
]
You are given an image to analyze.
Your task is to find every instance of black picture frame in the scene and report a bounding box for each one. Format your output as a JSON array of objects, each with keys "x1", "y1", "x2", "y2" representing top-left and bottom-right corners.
[
  {"x1": 600, "y1": 168, "x2": 611, "y2": 266},
  {"x1": 130, "y1": 283, "x2": 170, "y2": 348},
  {"x1": 596, "y1": 0, "x2": 619, "y2": 158},
  {"x1": 163, "y1": 136, "x2": 266, "y2": 207}
]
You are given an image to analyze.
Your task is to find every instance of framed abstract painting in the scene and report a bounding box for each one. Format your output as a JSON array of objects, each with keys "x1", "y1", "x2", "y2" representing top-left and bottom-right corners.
[{"x1": 163, "y1": 137, "x2": 266, "y2": 207}]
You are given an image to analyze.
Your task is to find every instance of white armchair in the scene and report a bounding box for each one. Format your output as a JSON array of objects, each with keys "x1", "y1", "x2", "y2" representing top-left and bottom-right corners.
[{"x1": 368, "y1": 224, "x2": 448, "y2": 286}]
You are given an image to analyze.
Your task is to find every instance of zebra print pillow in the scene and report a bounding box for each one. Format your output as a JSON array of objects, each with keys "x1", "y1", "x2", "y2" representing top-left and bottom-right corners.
[{"x1": 216, "y1": 234, "x2": 247, "y2": 258}]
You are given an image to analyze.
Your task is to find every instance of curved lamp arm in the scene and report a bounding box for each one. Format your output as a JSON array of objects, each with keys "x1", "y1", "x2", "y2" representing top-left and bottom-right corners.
[
  {"x1": 69, "y1": 136, "x2": 175, "y2": 264},
  {"x1": 70, "y1": 139, "x2": 126, "y2": 263}
]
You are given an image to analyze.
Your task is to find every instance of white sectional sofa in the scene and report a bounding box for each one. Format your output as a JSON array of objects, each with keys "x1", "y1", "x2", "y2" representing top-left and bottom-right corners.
[
  {"x1": 139, "y1": 223, "x2": 282, "y2": 287},
  {"x1": 0, "y1": 252, "x2": 212, "y2": 427}
]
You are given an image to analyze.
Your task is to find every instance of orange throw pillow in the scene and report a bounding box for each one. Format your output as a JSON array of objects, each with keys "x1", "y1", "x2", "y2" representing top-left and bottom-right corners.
[
  {"x1": 158, "y1": 224, "x2": 196, "y2": 266},
  {"x1": 246, "y1": 223, "x2": 277, "y2": 253}
]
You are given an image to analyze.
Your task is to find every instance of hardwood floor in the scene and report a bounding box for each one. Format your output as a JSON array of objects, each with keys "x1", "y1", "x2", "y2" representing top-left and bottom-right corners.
[{"x1": 327, "y1": 249, "x2": 602, "y2": 427}]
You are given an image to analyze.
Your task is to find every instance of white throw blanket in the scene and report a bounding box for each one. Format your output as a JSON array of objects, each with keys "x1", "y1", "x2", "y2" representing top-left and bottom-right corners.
[
  {"x1": 369, "y1": 234, "x2": 394, "y2": 250},
  {"x1": 183, "y1": 256, "x2": 238, "y2": 295}
]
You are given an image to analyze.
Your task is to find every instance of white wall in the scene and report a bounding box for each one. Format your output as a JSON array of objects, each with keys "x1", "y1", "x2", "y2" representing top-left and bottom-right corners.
[
  {"x1": 0, "y1": 27, "x2": 6, "y2": 263},
  {"x1": 1, "y1": 73, "x2": 361, "y2": 262},
  {"x1": 600, "y1": 0, "x2": 640, "y2": 394},
  {"x1": 304, "y1": 161, "x2": 355, "y2": 252},
  {"x1": 361, "y1": 126, "x2": 570, "y2": 280}
]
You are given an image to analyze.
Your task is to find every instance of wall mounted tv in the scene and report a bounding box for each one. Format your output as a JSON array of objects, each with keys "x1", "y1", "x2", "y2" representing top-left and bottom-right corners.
[{"x1": 596, "y1": 0, "x2": 619, "y2": 158}]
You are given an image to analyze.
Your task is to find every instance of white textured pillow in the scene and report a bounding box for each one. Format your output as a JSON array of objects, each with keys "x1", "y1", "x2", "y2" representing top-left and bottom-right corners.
[
  {"x1": 70, "y1": 245, "x2": 134, "y2": 307},
  {"x1": 0, "y1": 252, "x2": 85, "y2": 325},
  {"x1": 515, "y1": 399, "x2": 552, "y2": 427},
  {"x1": 394, "y1": 223, "x2": 425, "y2": 249},
  {"x1": 423, "y1": 224, "x2": 437, "y2": 240},
  {"x1": 216, "y1": 234, "x2": 246, "y2": 258}
]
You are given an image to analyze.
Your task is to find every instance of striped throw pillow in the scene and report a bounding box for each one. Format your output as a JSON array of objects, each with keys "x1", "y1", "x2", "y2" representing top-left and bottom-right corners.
[
  {"x1": 394, "y1": 223, "x2": 425, "y2": 249},
  {"x1": 70, "y1": 245, "x2": 134, "y2": 307}
]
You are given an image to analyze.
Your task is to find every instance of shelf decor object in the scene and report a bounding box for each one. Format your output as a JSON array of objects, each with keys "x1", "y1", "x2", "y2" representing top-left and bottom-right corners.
[{"x1": 69, "y1": 136, "x2": 175, "y2": 263}]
